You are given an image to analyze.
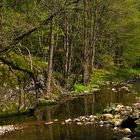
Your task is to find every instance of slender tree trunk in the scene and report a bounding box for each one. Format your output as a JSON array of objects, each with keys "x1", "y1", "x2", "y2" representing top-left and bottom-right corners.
[
  {"x1": 63, "y1": 12, "x2": 69, "y2": 88},
  {"x1": 82, "y1": 0, "x2": 88, "y2": 84},
  {"x1": 0, "y1": 0, "x2": 2, "y2": 31},
  {"x1": 46, "y1": 16, "x2": 55, "y2": 98},
  {"x1": 89, "y1": 0, "x2": 97, "y2": 81}
]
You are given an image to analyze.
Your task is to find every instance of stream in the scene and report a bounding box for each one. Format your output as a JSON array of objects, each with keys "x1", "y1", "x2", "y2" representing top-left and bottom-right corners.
[{"x1": 0, "y1": 80, "x2": 140, "y2": 140}]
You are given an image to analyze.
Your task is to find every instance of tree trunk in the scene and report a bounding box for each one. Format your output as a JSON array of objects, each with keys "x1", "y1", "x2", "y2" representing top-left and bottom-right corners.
[
  {"x1": 0, "y1": 0, "x2": 2, "y2": 31},
  {"x1": 82, "y1": 0, "x2": 88, "y2": 84},
  {"x1": 89, "y1": 0, "x2": 97, "y2": 81},
  {"x1": 46, "y1": 16, "x2": 55, "y2": 98},
  {"x1": 63, "y1": 12, "x2": 69, "y2": 88}
]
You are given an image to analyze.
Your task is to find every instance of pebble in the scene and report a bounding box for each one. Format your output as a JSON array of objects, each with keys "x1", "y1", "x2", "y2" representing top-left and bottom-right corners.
[
  {"x1": 65, "y1": 118, "x2": 72, "y2": 124},
  {"x1": 76, "y1": 122, "x2": 83, "y2": 125},
  {"x1": 121, "y1": 137, "x2": 131, "y2": 140},
  {"x1": 54, "y1": 119, "x2": 58, "y2": 122},
  {"x1": 45, "y1": 122, "x2": 54, "y2": 125}
]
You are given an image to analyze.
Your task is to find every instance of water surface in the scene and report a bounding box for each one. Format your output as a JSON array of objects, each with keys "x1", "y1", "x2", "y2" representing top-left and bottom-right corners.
[{"x1": 0, "y1": 80, "x2": 140, "y2": 140}]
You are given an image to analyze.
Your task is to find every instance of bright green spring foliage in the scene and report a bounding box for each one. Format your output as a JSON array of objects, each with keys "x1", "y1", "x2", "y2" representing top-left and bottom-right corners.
[{"x1": 0, "y1": 0, "x2": 140, "y2": 114}]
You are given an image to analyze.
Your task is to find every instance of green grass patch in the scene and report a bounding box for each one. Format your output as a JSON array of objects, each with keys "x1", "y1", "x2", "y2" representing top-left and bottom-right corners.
[
  {"x1": 108, "y1": 67, "x2": 140, "y2": 81},
  {"x1": 72, "y1": 68, "x2": 140, "y2": 94},
  {"x1": 72, "y1": 83, "x2": 99, "y2": 94},
  {"x1": 92, "y1": 69, "x2": 110, "y2": 83}
]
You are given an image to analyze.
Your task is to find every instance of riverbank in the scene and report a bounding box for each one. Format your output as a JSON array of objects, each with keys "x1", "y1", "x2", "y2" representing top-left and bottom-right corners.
[
  {"x1": 0, "y1": 73, "x2": 140, "y2": 140},
  {"x1": 0, "y1": 68, "x2": 140, "y2": 118},
  {"x1": 37, "y1": 68, "x2": 140, "y2": 106}
]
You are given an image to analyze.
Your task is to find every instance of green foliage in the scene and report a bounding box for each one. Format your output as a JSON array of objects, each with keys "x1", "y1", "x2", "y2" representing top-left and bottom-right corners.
[
  {"x1": 92, "y1": 69, "x2": 110, "y2": 83},
  {"x1": 1, "y1": 0, "x2": 140, "y2": 116},
  {"x1": 100, "y1": 55, "x2": 114, "y2": 69},
  {"x1": 73, "y1": 83, "x2": 99, "y2": 94},
  {"x1": 108, "y1": 68, "x2": 140, "y2": 81},
  {"x1": 73, "y1": 84, "x2": 89, "y2": 93}
]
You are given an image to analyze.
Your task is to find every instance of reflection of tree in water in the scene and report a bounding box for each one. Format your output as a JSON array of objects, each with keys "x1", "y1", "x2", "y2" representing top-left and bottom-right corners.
[
  {"x1": 47, "y1": 108, "x2": 53, "y2": 140},
  {"x1": 84, "y1": 96, "x2": 88, "y2": 116}
]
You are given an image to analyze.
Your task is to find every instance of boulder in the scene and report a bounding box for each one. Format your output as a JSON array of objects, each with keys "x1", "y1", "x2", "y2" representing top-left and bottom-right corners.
[
  {"x1": 103, "y1": 114, "x2": 113, "y2": 119},
  {"x1": 123, "y1": 128, "x2": 131, "y2": 134},
  {"x1": 114, "y1": 119, "x2": 123, "y2": 127}
]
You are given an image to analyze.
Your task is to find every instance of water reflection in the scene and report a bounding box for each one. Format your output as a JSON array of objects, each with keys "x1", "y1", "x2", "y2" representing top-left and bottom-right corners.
[
  {"x1": 0, "y1": 83, "x2": 140, "y2": 140},
  {"x1": 35, "y1": 88, "x2": 139, "y2": 122}
]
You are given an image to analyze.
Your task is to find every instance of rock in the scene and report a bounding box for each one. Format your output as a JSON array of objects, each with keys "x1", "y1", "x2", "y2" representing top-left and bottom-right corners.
[
  {"x1": 90, "y1": 118, "x2": 95, "y2": 122},
  {"x1": 85, "y1": 117, "x2": 90, "y2": 121},
  {"x1": 85, "y1": 122, "x2": 93, "y2": 125},
  {"x1": 115, "y1": 104, "x2": 124, "y2": 112},
  {"x1": 123, "y1": 128, "x2": 131, "y2": 134},
  {"x1": 132, "y1": 103, "x2": 140, "y2": 109},
  {"x1": 135, "y1": 119, "x2": 140, "y2": 125},
  {"x1": 99, "y1": 120, "x2": 104, "y2": 125},
  {"x1": 84, "y1": 90, "x2": 89, "y2": 93},
  {"x1": 76, "y1": 122, "x2": 83, "y2": 125},
  {"x1": 65, "y1": 118, "x2": 72, "y2": 124},
  {"x1": 120, "y1": 86, "x2": 130, "y2": 92},
  {"x1": 121, "y1": 137, "x2": 131, "y2": 140},
  {"x1": 0, "y1": 125, "x2": 22, "y2": 136},
  {"x1": 61, "y1": 122, "x2": 65, "y2": 125},
  {"x1": 105, "y1": 123, "x2": 112, "y2": 128},
  {"x1": 73, "y1": 118, "x2": 80, "y2": 122},
  {"x1": 114, "y1": 119, "x2": 122, "y2": 127},
  {"x1": 79, "y1": 116, "x2": 86, "y2": 121},
  {"x1": 54, "y1": 119, "x2": 58, "y2": 122},
  {"x1": 113, "y1": 127, "x2": 118, "y2": 131},
  {"x1": 92, "y1": 88, "x2": 100, "y2": 92},
  {"x1": 45, "y1": 122, "x2": 54, "y2": 125},
  {"x1": 112, "y1": 88, "x2": 117, "y2": 92},
  {"x1": 136, "y1": 97, "x2": 140, "y2": 103},
  {"x1": 114, "y1": 114, "x2": 121, "y2": 119},
  {"x1": 103, "y1": 114, "x2": 113, "y2": 119},
  {"x1": 121, "y1": 110, "x2": 131, "y2": 116}
]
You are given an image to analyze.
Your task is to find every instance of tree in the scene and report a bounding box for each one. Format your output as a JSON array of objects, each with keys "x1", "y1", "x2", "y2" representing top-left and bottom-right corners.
[{"x1": 45, "y1": 16, "x2": 55, "y2": 98}]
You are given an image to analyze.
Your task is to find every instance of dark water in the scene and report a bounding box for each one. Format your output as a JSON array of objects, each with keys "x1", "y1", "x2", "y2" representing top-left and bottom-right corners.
[{"x1": 0, "y1": 80, "x2": 140, "y2": 140}]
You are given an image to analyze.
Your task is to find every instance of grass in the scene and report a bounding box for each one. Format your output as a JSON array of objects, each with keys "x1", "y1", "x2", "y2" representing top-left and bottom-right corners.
[
  {"x1": 72, "y1": 68, "x2": 140, "y2": 94},
  {"x1": 108, "y1": 67, "x2": 140, "y2": 81},
  {"x1": 72, "y1": 83, "x2": 99, "y2": 94}
]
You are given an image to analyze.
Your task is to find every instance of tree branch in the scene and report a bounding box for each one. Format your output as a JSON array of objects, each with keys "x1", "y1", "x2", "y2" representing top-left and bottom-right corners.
[
  {"x1": 0, "y1": 0, "x2": 81, "y2": 55},
  {"x1": 0, "y1": 56, "x2": 35, "y2": 80}
]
